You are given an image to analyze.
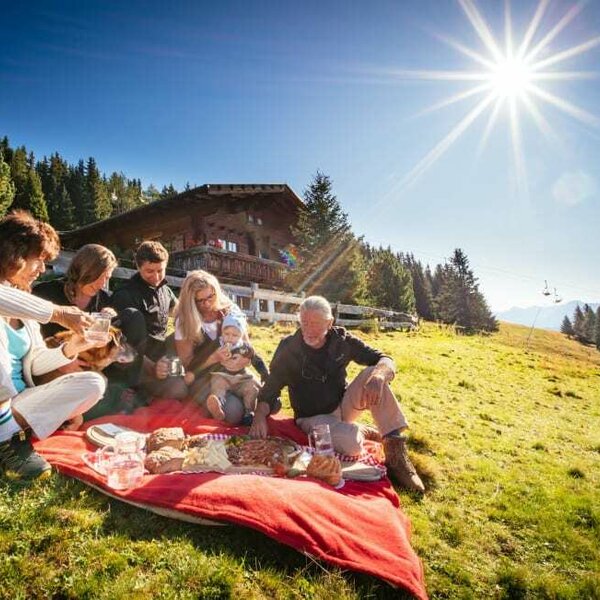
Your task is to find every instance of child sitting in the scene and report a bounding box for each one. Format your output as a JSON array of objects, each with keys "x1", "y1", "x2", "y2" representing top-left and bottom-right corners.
[{"x1": 204, "y1": 313, "x2": 268, "y2": 424}]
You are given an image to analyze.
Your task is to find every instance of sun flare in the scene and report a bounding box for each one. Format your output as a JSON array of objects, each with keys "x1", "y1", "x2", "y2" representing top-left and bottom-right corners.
[
  {"x1": 490, "y1": 57, "x2": 532, "y2": 99},
  {"x1": 390, "y1": 0, "x2": 600, "y2": 194}
]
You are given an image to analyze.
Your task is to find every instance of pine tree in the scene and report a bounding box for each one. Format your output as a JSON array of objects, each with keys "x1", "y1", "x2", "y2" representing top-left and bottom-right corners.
[
  {"x1": 55, "y1": 184, "x2": 76, "y2": 230},
  {"x1": 143, "y1": 184, "x2": 161, "y2": 203},
  {"x1": 286, "y1": 172, "x2": 362, "y2": 302},
  {"x1": 107, "y1": 172, "x2": 128, "y2": 215},
  {"x1": 560, "y1": 315, "x2": 574, "y2": 337},
  {"x1": 160, "y1": 183, "x2": 178, "y2": 199},
  {"x1": 404, "y1": 254, "x2": 435, "y2": 320},
  {"x1": 435, "y1": 249, "x2": 497, "y2": 332},
  {"x1": 42, "y1": 153, "x2": 72, "y2": 228},
  {"x1": 9, "y1": 147, "x2": 29, "y2": 210},
  {"x1": 316, "y1": 239, "x2": 371, "y2": 305},
  {"x1": 128, "y1": 178, "x2": 143, "y2": 208},
  {"x1": 430, "y1": 263, "x2": 445, "y2": 299},
  {"x1": 0, "y1": 149, "x2": 15, "y2": 217},
  {"x1": 572, "y1": 305, "x2": 585, "y2": 342},
  {"x1": 84, "y1": 157, "x2": 111, "y2": 223},
  {"x1": 9, "y1": 147, "x2": 48, "y2": 220},
  {"x1": 582, "y1": 304, "x2": 596, "y2": 344},
  {"x1": 293, "y1": 171, "x2": 351, "y2": 254},
  {"x1": 368, "y1": 248, "x2": 415, "y2": 313},
  {"x1": 0, "y1": 136, "x2": 12, "y2": 164},
  {"x1": 24, "y1": 167, "x2": 49, "y2": 221},
  {"x1": 67, "y1": 160, "x2": 87, "y2": 226}
]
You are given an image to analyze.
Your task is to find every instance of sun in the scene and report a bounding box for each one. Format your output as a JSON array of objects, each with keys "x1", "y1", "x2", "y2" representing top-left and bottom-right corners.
[
  {"x1": 490, "y1": 57, "x2": 532, "y2": 99},
  {"x1": 389, "y1": 0, "x2": 600, "y2": 194}
]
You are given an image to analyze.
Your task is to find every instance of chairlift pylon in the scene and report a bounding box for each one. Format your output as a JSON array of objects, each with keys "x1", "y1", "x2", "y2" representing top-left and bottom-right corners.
[{"x1": 542, "y1": 280, "x2": 551, "y2": 296}]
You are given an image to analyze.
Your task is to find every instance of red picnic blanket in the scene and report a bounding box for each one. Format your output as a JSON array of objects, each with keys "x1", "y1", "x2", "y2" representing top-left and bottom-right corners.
[{"x1": 34, "y1": 399, "x2": 427, "y2": 599}]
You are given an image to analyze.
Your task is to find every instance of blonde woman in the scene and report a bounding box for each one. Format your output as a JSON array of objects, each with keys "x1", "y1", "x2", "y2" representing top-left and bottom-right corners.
[{"x1": 173, "y1": 270, "x2": 251, "y2": 424}]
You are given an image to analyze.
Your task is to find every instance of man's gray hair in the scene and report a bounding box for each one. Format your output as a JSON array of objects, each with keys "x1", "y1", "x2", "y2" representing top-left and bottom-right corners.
[{"x1": 299, "y1": 295, "x2": 333, "y2": 319}]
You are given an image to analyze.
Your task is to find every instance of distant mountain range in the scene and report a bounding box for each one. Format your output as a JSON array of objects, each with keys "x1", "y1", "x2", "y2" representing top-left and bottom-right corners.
[{"x1": 495, "y1": 300, "x2": 600, "y2": 331}]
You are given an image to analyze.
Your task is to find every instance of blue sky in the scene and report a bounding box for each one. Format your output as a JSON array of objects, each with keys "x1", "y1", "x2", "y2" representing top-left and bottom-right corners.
[{"x1": 2, "y1": 0, "x2": 599, "y2": 311}]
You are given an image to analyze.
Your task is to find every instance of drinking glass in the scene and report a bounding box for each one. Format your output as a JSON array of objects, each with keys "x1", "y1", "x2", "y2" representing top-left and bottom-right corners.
[
  {"x1": 85, "y1": 312, "x2": 111, "y2": 343},
  {"x1": 308, "y1": 423, "x2": 335, "y2": 457}
]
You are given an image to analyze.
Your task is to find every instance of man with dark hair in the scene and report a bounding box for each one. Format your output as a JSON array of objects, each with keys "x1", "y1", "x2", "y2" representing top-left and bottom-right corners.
[{"x1": 110, "y1": 241, "x2": 177, "y2": 361}]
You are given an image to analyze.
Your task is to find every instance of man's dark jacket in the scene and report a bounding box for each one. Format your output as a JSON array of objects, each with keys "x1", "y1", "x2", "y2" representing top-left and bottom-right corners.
[
  {"x1": 110, "y1": 273, "x2": 177, "y2": 361},
  {"x1": 257, "y1": 326, "x2": 388, "y2": 419}
]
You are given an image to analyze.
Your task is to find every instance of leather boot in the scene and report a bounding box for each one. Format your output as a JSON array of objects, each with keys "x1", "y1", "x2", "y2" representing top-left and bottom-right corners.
[{"x1": 383, "y1": 435, "x2": 425, "y2": 493}]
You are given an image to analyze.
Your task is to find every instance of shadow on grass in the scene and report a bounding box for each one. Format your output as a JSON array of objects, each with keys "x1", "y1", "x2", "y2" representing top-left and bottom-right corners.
[{"x1": 1, "y1": 474, "x2": 417, "y2": 599}]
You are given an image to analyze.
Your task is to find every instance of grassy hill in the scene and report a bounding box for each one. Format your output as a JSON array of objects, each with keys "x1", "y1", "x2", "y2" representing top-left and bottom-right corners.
[{"x1": 1, "y1": 322, "x2": 598, "y2": 599}]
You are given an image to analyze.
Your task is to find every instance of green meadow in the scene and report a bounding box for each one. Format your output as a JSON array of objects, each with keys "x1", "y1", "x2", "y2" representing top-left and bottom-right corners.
[{"x1": 1, "y1": 322, "x2": 598, "y2": 599}]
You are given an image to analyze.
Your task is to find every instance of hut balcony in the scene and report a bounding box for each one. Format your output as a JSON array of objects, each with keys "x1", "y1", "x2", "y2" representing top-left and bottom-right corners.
[{"x1": 169, "y1": 246, "x2": 290, "y2": 287}]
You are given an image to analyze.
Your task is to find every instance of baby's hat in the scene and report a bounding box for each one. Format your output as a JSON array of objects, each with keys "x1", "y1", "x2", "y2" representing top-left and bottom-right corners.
[{"x1": 222, "y1": 312, "x2": 246, "y2": 334}]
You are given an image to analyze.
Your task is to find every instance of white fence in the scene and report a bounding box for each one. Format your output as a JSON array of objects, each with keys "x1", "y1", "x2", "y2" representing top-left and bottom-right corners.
[{"x1": 51, "y1": 251, "x2": 418, "y2": 330}]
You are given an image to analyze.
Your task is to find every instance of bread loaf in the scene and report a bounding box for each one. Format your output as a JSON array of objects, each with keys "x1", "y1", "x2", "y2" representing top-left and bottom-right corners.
[
  {"x1": 306, "y1": 454, "x2": 343, "y2": 486},
  {"x1": 145, "y1": 447, "x2": 185, "y2": 474},
  {"x1": 146, "y1": 427, "x2": 185, "y2": 452}
]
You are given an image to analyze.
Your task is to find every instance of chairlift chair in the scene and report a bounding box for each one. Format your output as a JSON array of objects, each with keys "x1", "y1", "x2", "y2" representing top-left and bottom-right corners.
[
  {"x1": 542, "y1": 280, "x2": 551, "y2": 296},
  {"x1": 553, "y1": 288, "x2": 562, "y2": 303}
]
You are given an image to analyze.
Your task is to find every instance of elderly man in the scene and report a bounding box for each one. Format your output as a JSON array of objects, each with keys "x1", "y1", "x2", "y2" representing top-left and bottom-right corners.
[{"x1": 249, "y1": 295, "x2": 424, "y2": 493}]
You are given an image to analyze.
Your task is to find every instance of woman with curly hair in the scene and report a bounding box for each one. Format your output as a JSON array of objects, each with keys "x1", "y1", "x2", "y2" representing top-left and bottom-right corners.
[{"x1": 0, "y1": 211, "x2": 106, "y2": 480}]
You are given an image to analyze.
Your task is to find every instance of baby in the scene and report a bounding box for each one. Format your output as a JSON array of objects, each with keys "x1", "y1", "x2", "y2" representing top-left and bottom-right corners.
[{"x1": 205, "y1": 313, "x2": 268, "y2": 424}]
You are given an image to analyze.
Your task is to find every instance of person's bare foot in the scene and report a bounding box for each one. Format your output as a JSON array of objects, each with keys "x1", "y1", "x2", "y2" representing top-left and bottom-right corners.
[
  {"x1": 206, "y1": 394, "x2": 225, "y2": 420},
  {"x1": 61, "y1": 414, "x2": 84, "y2": 431}
]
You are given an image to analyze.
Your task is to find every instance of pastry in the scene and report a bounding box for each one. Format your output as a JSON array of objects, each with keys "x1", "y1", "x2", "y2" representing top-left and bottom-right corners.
[{"x1": 306, "y1": 454, "x2": 343, "y2": 486}]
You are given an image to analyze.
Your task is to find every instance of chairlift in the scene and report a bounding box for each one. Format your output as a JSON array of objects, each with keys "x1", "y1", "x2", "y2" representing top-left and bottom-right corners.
[
  {"x1": 553, "y1": 288, "x2": 562, "y2": 303},
  {"x1": 542, "y1": 280, "x2": 551, "y2": 296}
]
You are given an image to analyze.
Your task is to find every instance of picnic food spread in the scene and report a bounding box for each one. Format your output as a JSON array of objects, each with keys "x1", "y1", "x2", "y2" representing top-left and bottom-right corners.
[
  {"x1": 143, "y1": 428, "x2": 301, "y2": 477},
  {"x1": 85, "y1": 426, "x2": 383, "y2": 487}
]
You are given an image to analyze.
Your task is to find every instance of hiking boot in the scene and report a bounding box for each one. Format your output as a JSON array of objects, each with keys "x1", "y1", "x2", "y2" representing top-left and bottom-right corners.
[
  {"x1": 358, "y1": 424, "x2": 383, "y2": 443},
  {"x1": 383, "y1": 435, "x2": 425, "y2": 493},
  {"x1": 0, "y1": 431, "x2": 52, "y2": 480}
]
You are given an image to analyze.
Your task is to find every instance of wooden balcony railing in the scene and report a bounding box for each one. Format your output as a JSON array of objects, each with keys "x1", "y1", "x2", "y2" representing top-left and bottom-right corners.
[{"x1": 169, "y1": 246, "x2": 290, "y2": 287}]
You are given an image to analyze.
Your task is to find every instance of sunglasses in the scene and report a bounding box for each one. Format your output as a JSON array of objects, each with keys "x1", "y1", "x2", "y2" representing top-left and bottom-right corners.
[{"x1": 195, "y1": 292, "x2": 216, "y2": 305}]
